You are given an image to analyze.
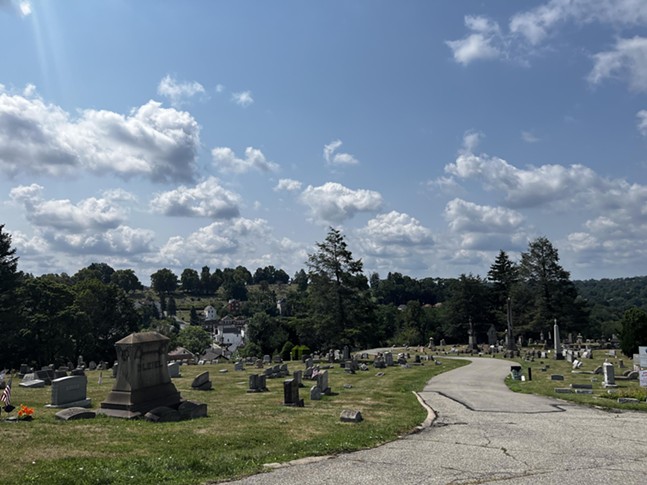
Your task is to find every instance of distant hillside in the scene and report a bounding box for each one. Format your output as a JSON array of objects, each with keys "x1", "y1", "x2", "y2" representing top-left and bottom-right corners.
[{"x1": 574, "y1": 276, "x2": 647, "y2": 338}]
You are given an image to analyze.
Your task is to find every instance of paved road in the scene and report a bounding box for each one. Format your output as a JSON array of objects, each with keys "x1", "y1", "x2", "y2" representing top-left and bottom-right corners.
[{"x1": 222, "y1": 357, "x2": 647, "y2": 484}]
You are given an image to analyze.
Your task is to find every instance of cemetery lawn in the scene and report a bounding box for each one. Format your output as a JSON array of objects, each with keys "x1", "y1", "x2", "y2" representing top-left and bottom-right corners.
[
  {"x1": 503, "y1": 351, "x2": 647, "y2": 411},
  {"x1": 0, "y1": 356, "x2": 467, "y2": 485}
]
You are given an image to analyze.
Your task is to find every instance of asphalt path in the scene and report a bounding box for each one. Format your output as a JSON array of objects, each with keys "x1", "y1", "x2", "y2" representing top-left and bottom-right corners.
[{"x1": 222, "y1": 357, "x2": 647, "y2": 485}]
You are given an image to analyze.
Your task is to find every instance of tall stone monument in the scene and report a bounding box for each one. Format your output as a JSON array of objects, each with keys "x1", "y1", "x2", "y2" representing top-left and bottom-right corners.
[
  {"x1": 553, "y1": 320, "x2": 564, "y2": 360},
  {"x1": 468, "y1": 317, "x2": 478, "y2": 351},
  {"x1": 99, "y1": 332, "x2": 182, "y2": 419}
]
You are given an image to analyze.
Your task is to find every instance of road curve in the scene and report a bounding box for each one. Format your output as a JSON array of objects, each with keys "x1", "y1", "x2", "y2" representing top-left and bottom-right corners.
[{"x1": 221, "y1": 357, "x2": 647, "y2": 485}]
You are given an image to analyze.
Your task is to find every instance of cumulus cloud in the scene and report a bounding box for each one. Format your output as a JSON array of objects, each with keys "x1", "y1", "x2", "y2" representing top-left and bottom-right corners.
[
  {"x1": 211, "y1": 146, "x2": 279, "y2": 174},
  {"x1": 443, "y1": 150, "x2": 604, "y2": 209},
  {"x1": 0, "y1": 89, "x2": 200, "y2": 182},
  {"x1": 274, "y1": 178, "x2": 302, "y2": 192},
  {"x1": 10, "y1": 184, "x2": 126, "y2": 231},
  {"x1": 8, "y1": 184, "x2": 155, "y2": 258},
  {"x1": 157, "y1": 217, "x2": 270, "y2": 266},
  {"x1": 445, "y1": 198, "x2": 524, "y2": 233},
  {"x1": 232, "y1": 91, "x2": 254, "y2": 107},
  {"x1": 150, "y1": 177, "x2": 241, "y2": 219},
  {"x1": 157, "y1": 74, "x2": 205, "y2": 106},
  {"x1": 446, "y1": 16, "x2": 503, "y2": 65},
  {"x1": 358, "y1": 211, "x2": 434, "y2": 256},
  {"x1": 588, "y1": 37, "x2": 647, "y2": 92},
  {"x1": 323, "y1": 139, "x2": 360, "y2": 166},
  {"x1": 299, "y1": 182, "x2": 383, "y2": 224}
]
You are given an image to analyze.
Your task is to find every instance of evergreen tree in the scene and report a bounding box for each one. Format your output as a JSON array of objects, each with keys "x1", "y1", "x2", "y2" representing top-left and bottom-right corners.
[
  {"x1": 0, "y1": 225, "x2": 21, "y2": 367},
  {"x1": 487, "y1": 250, "x2": 518, "y2": 329},
  {"x1": 306, "y1": 227, "x2": 375, "y2": 348}
]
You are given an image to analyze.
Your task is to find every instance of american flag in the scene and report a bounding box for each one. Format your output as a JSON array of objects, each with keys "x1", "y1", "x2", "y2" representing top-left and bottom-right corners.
[{"x1": 0, "y1": 376, "x2": 11, "y2": 407}]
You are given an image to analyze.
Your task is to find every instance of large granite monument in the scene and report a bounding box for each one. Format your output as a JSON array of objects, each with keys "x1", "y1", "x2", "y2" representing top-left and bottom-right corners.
[{"x1": 99, "y1": 332, "x2": 182, "y2": 419}]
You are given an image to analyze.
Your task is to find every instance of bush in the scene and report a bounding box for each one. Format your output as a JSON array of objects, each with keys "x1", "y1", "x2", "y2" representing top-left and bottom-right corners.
[{"x1": 281, "y1": 341, "x2": 294, "y2": 361}]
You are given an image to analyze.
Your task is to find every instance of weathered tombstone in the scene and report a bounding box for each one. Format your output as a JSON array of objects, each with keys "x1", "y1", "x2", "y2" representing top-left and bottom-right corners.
[
  {"x1": 310, "y1": 385, "x2": 322, "y2": 400},
  {"x1": 293, "y1": 370, "x2": 303, "y2": 387},
  {"x1": 234, "y1": 361, "x2": 244, "y2": 372},
  {"x1": 112, "y1": 361, "x2": 119, "y2": 378},
  {"x1": 279, "y1": 363, "x2": 289, "y2": 376},
  {"x1": 19, "y1": 364, "x2": 29, "y2": 377},
  {"x1": 384, "y1": 352, "x2": 394, "y2": 367},
  {"x1": 192, "y1": 371, "x2": 213, "y2": 391},
  {"x1": 550, "y1": 374, "x2": 564, "y2": 381},
  {"x1": 167, "y1": 362, "x2": 181, "y2": 378},
  {"x1": 55, "y1": 407, "x2": 96, "y2": 421},
  {"x1": 255, "y1": 359, "x2": 264, "y2": 369},
  {"x1": 553, "y1": 321, "x2": 564, "y2": 360},
  {"x1": 47, "y1": 375, "x2": 91, "y2": 408},
  {"x1": 340, "y1": 409, "x2": 363, "y2": 423},
  {"x1": 99, "y1": 332, "x2": 182, "y2": 419},
  {"x1": 178, "y1": 400, "x2": 208, "y2": 419},
  {"x1": 144, "y1": 406, "x2": 181, "y2": 423},
  {"x1": 273, "y1": 355, "x2": 283, "y2": 364},
  {"x1": 317, "y1": 369, "x2": 331, "y2": 395},
  {"x1": 603, "y1": 362, "x2": 617, "y2": 388},
  {"x1": 88, "y1": 361, "x2": 97, "y2": 371},
  {"x1": 20, "y1": 378, "x2": 45, "y2": 388},
  {"x1": 487, "y1": 325, "x2": 497, "y2": 346},
  {"x1": 54, "y1": 370, "x2": 68, "y2": 379},
  {"x1": 374, "y1": 355, "x2": 386, "y2": 369},
  {"x1": 283, "y1": 378, "x2": 304, "y2": 407},
  {"x1": 247, "y1": 374, "x2": 260, "y2": 392},
  {"x1": 263, "y1": 355, "x2": 271, "y2": 365},
  {"x1": 305, "y1": 357, "x2": 313, "y2": 369},
  {"x1": 342, "y1": 345, "x2": 350, "y2": 361},
  {"x1": 35, "y1": 369, "x2": 55, "y2": 385},
  {"x1": 510, "y1": 366, "x2": 522, "y2": 380}
]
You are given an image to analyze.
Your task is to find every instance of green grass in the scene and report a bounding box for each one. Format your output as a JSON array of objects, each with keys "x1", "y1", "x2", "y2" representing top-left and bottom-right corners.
[
  {"x1": 0, "y1": 355, "x2": 467, "y2": 484},
  {"x1": 503, "y1": 349, "x2": 647, "y2": 411}
]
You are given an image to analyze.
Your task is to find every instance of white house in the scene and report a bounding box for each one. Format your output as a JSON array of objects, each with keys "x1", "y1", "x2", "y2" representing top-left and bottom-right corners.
[
  {"x1": 204, "y1": 305, "x2": 218, "y2": 321},
  {"x1": 213, "y1": 315, "x2": 247, "y2": 353}
]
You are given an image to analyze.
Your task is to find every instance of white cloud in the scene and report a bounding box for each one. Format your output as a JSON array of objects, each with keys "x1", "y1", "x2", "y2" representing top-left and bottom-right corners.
[
  {"x1": 215, "y1": 84, "x2": 225, "y2": 93},
  {"x1": 299, "y1": 182, "x2": 383, "y2": 224},
  {"x1": 521, "y1": 131, "x2": 540, "y2": 143},
  {"x1": 444, "y1": 150, "x2": 604, "y2": 208},
  {"x1": 638, "y1": 110, "x2": 647, "y2": 136},
  {"x1": 157, "y1": 74, "x2": 205, "y2": 106},
  {"x1": 101, "y1": 188, "x2": 138, "y2": 204},
  {"x1": 50, "y1": 225, "x2": 155, "y2": 255},
  {"x1": 10, "y1": 184, "x2": 126, "y2": 231},
  {"x1": 157, "y1": 217, "x2": 270, "y2": 266},
  {"x1": 0, "y1": 90, "x2": 200, "y2": 182},
  {"x1": 461, "y1": 130, "x2": 484, "y2": 153},
  {"x1": 589, "y1": 37, "x2": 647, "y2": 92},
  {"x1": 323, "y1": 139, "x2": 360, "y2": 166},
  {"x1": 445, "y1": 198, "x2": 524, "y2": 233},
  {"x1": 358, "y1": 211, "x2": 434, "y2": 256},
  {"x1": 211, "y1": 146, "x2": 279, "y2": 174},
  {"x1": 232, "y1": 91, "x2": 254, "y2": 107},
  {"x1": 446, "y1": 16, "x2": 502, "y2": 65},
  {"x1": 274, "y1": 178, "x2": 302, "y2": 192},
  {"x1": 150, "y1": 177, "x2": 241, "y2": 219}
]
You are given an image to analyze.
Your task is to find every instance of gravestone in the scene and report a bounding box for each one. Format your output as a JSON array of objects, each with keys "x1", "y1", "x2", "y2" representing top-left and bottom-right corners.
[
  {"x1": 89, "y1": 361, "x2": 97, "y2": 371},
  {"x1": 384, "y1": 352, "x2": 394, "y2": 366},
  {"x1": 317, "y1": 369, "x2": 331, "y2": 395},
  {"x1": 342, "y1": 345, "x2": 350, "y2": 361},
  {"x1": 19, "y1": 363, "x2": 29, "y2": 377},
  {"x1": 310, "y1": 385, "x2": 322, "y2": 400},
  {"x1": 553, "y1": 321, "x2": 564, "y2": 360},
  {"x1": 99, "y1": 332, "x2": 183, "y2": 419},
  {"x1": 55, "y1": 407, "x2": 96, "y2": 421},
  {"x1": 192, "y1": 371, "x2": 213, "y2": 391},
  {"x1": 603, "y1": 362, "x2": 617, "y2": 388},
  {"x1": 283, "y1": 378, "x2": 304, "y2": 407},
  {"x1": 47, "y1": 375, "x2": 91, "y2": 408},
  {"x1": 112, "y1": 362, "x2": 119, "y2": 378},
  {"x1": 487, "y1": 325, "x2": 497, "y2": 346},
  {"x1": 144, "y1": 406, "x2": 181, "y2": 422},
  {"x1": 35, "y1": 369, "x2": 55, "y2": 385},
  {"x1": 20, "y1": 378, "x2": 45, "y2": 388},
  {"x1": 247, "y1": 374, "x2": 268, "y2": 393},
  {"x1": 293, "y1": 370, "x2": 303, "y2": 387},
  {"x1": 340, "y1": 409, "x2": 363, "y2": 423},
  {"x1": 178, "y1": 400, "x2": 208, "y2": 419},
  {"x1": 167, "y1": 362, "x2": 181, "y2": 378},
  {"x1": 234, "y1": 361, "x2": 244, "y2": 371},
  {"x1": 550, "y1": 374, "x2": 564, "y2": 381},
  {"x1": 263, "y1": 355, "x2": 271, "y2": 365}
]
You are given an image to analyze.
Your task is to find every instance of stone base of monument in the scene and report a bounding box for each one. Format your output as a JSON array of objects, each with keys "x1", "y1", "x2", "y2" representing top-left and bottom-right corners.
[
  {"x1": 98, "y1": 382, "x2": 182, "y2": 419},
  {"x1": 46, "y1": 398, "x2": 91, "y2": 409}
]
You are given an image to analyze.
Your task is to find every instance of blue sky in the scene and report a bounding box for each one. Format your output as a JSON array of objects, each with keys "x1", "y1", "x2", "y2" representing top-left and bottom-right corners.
[{"x1": 1, "y1": 0, "x2": 647, "y2": 284}]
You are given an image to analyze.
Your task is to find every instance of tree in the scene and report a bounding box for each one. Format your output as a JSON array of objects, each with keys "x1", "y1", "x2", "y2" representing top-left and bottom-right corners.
[
  {"x1": 306, "y1": 227, "x2": 375, "y2": 348},
  {"x1": 246, "y1": 312, "x2": 288, "y2": 356},
  {"x1": 0, "y1": 225, "x2": 21, "y2": 366},
  {"x1": 180, "y1": 268, "x2": 200, "y2": 294},
  {"x1": 443, "y1": 274, "x2": 493, "y2": 343},
  {"x1": 167, "y1": 296, "x2": 177, "y2": 316},
  {"x1": 620, "y1": 308, "x2": 647, "y2": 357},
  {"x1": 110, "y1": 269, "x2": 143, "y2": 293},
  {"x1": 177, "y1": 325, "x2": 212, "y2": 355},
  {"x1": 151, "y1": 268, "x2": 178, "y2": 294},
  {"x1": 488, "y1": 250, "x2": 518, "y2": 328},
  {"x1": 73, "y1": 262, "x2": 115, "y2": 284},
  {"x1": 292, "y1": 269, "x2": 308, "y2": 291},
  {"x1": 518, "y1": 237, "x2": 589, "y2": 334}
]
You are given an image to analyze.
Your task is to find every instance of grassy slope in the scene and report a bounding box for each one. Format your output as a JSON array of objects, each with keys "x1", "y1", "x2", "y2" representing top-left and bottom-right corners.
[
  {"x1": 503, "y1": 349, "x2": 647, "y2": 411},
  {"x1": 0, "y1": 355, "x2": 467, "y2": 485}
]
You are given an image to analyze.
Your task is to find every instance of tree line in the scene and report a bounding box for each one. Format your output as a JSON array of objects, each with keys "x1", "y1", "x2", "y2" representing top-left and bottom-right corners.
[{"x1": 2, "y1": 224, "x2": 647, "y2": 368}]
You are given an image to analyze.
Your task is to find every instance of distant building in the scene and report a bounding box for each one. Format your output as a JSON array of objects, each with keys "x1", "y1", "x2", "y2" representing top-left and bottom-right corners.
[
  {"x1": 227, "y1": 299, "x2": 242, "y2": 314},
  {"x1": 204, "y1": 305, "x2": 218, "y2": 321},
  {"x1": 211, "y1": 314, "x2": 247, "y2": 353}
]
